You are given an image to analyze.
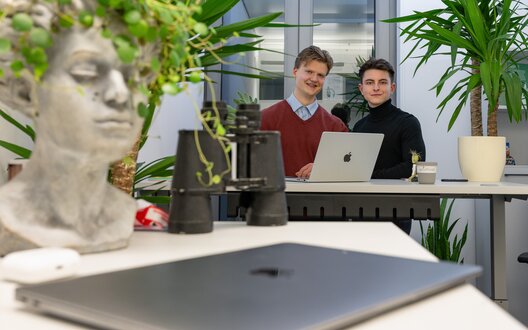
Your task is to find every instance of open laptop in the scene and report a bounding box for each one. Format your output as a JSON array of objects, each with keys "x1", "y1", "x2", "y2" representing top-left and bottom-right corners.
[
  {"x1": 287, "y1": 132, "x2": 384, "y2": 182},
  {"x1": 16, "y1": 243, "x2": 481, "y2": 330}
]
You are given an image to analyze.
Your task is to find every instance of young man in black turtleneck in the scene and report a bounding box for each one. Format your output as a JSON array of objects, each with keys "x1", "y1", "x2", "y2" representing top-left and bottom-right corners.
[
  {"x1": 353, "y1": 58, "x2": 426, "y2": 233},
  {"x1": 353, "y1": 58, "x2": 426, "y2": 178}
]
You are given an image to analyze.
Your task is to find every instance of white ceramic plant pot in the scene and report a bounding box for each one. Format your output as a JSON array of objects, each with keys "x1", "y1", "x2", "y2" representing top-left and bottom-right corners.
[{"x1": 458, "y1": 136, "x2": 506, "y2": 182}]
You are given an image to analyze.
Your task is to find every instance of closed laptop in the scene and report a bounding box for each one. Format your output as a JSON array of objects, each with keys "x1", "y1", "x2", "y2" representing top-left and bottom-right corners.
[{"x1": 16, "y1": 243, "x2": 481, "y2": 330}]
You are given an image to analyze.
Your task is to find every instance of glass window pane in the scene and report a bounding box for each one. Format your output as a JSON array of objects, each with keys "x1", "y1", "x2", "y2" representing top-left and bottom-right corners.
[
  {"x1": 221, "y1": 1, "x2": 285, "y2": 106},
  {"x1": 313, "y1": 0, "x2": 375, "y2": 108}
]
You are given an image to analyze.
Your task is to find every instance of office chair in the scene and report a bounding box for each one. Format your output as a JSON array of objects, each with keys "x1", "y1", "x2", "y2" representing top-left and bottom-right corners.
[{"x1": 519, "y1": 252, "x2": 528, "y2": 263}]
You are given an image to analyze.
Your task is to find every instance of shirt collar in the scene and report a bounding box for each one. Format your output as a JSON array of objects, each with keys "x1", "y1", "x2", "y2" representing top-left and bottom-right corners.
[{"x1": 286, "y1": 94, "x2": 319, "y2": 115}]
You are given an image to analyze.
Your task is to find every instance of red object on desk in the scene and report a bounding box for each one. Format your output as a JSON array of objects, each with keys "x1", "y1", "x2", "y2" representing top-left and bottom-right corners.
[{"x1": 135, "y1": 200, "x2": 168, "y2": 231}]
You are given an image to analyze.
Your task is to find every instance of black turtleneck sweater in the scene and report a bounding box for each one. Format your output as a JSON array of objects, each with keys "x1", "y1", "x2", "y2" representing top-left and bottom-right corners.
[{"x1": 352, "y1": 99, "x2": 426, "y2": 179}]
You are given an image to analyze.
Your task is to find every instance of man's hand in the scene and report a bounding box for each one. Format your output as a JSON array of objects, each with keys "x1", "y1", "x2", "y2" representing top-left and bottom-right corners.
[{"x1": 295, "y1": 163, "x2": 313, "y2": 179}]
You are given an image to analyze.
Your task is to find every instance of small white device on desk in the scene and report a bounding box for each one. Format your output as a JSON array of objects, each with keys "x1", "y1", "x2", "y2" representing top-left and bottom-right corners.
[{"x1": 1, "y1": 247, "x2": 80, "y2": 284}]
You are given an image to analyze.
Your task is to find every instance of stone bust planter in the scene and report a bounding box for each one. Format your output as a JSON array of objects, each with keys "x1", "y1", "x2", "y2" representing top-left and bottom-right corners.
[{"x1": 0, "y1": 0, "x2": 201, "y2": 255}]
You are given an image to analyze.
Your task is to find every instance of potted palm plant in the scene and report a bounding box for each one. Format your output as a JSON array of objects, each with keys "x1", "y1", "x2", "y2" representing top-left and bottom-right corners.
[{"x1": 385, "y1": 0, "x2": 528, "y2": 181}]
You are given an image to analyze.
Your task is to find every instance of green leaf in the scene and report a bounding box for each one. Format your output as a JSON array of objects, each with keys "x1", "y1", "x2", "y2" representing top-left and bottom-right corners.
[
  {"x1": 425, "y1": 21, "x2": 482, "y2": 56},
  {"x1": 0, "y1": 38, "x2": 11, "y2": 54},
  {"x1": 128, "y1": 19, "x2": 148, "y2": 37},
  {"x1": 12, "y1": 13, "x2": 33, "y2": 32},
  {"x1": 137, "y1": 102, "x2": 149, "y2": 118},
  {"x1": 95, "y1": 6, "x2": 106, "y2": 18},
  {"x1": 150, "y1": 58, "x2": 160, "y2": 72},
  {"x1": 161, "y1": 82, "x2": 180, "y2": 95},
  {"x1": 101, "y1": 28, "x2": 113, "y2": 39},
  {"x1": 503, "y1": 71, "x2": 522, "y2": 122},
  {"x1": 27, "y1": 47, "x2": 47, "y2": 65},
  {"x1": 135, "y1": 155, "x2": 175, "y2": 181},
  {"x1": 124, "y1": 10, "x2": 141, "y2": 25},
  {"x1": 10, "y1": 60, "x2": 24, "y2": 73},
  {"x1": 193, "y1": 22, "x2": 208, "y2": 35},
  {"x1": 29, "y1": 28, "x2": 52, "y2": 48},
  {"x1": 204, "y1": 69, "x2": 277, "y2": 80},
  {"x1": 212, "y1": 12, "x2": 282, "y2": 40},
  {"x1": 480, "y1": 61, "x2": 493, "y2": 109},
  {"x1": 59, "y1": 14, "x2": 74, "y2": 28},
  {"x1": 114, "y1": 38, "x2": 137, "y2": 64},
  {"x1": 157, "y1": 8, "x2": 173, "y2": 24},
  {"x1": 0, "y1": 108, "x2": 36, "y2": 140},
  {"x1": 420, "y1": 198, "x2": 467, "y2": 262},
  {"x1": 188, "y1": 71, "x2": 201, "y2": 83},
  {"x1": 139, "y1": 101, "x2": 157, "y2": 149},
  {"x1": 216, "y1": 123, "x2": 226, "y2": 136},
  {"x1": 212, "y1": 175, "x2": 221, "y2": 184},
  {"x1": 79, "y1": 11, "x2": 94, "y2": 27},
  {"x1": 145, "y1": 27, "x2": 158, "y2": 42},
  {"x1": 0, "y1": 140, "x2": 32, "y2": 158},
  {"x1": 194, "y1": 0, "x2": 239, "y2": 26},
  {"x1": 200, "y1": 42, "x2": 280, "y2": 67}
]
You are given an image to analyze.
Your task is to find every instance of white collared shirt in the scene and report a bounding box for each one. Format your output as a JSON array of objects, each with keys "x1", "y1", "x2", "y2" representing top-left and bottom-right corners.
[{"x1": 286, "y1": 94, "x2": 318, "y2": 120}]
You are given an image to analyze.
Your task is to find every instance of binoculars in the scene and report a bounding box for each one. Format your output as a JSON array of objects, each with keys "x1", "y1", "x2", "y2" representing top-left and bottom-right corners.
[{"x1": 168, "y1": 101, "x2": 288, "y2": 234}]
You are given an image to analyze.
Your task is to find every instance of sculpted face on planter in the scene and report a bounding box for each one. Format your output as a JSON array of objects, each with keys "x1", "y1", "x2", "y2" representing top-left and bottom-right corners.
[
  {"x1": 38, "y1": 28, "x2": 143, "y2": 160},
  {"x1": 0, "y1": 3, "x2": 145, "y2": 255}
]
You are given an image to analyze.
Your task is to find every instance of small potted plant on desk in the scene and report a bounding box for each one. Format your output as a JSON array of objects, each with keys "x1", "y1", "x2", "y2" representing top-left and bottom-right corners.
[{"x1": 385, "y1": 0, "x2": 528, "y2": 181}]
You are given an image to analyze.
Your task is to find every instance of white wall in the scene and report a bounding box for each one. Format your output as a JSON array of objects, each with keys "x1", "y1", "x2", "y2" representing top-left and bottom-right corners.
[
  {"x1": 397, "y1": 0, "x2": 476, "y2": 264},
  {"x1": 137, "y1": 84, "x2": 204, "y2": 164}
]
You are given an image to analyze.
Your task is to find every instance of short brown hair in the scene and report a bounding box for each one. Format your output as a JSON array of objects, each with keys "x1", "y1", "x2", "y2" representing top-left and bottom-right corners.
[
  {"x1": 359, "y1": 58, "x2": 395, "y2": 82},
  {"x1": 294, "y1": 45, "x2": 334, "y2": 73}
]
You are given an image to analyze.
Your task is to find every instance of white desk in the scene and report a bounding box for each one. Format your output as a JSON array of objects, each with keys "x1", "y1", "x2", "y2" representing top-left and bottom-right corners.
[
  {"x1": 1, "y1": 222, "x2": 524, "y2": 329},
  {"x1": 285, "y1": 179, "x2": 528, "y2": 308}
]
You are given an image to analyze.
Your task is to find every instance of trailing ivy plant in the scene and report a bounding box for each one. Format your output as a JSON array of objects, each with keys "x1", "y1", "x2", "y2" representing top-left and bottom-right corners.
[
  {"x1": 419, "y1": 198, "x2": 468, "y2": 263},
  {"x1": 0, "y1": 0, "x2": 286, "y2": 195}
]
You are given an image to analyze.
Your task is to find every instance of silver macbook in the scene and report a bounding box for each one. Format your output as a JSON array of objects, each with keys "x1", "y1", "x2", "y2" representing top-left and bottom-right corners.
[
  {"x1": 287, "y1": 132, "x2": 383, "y2": 182},
  {"x1": 16, "y1": 243, "x2": 481, "y2": 330}
]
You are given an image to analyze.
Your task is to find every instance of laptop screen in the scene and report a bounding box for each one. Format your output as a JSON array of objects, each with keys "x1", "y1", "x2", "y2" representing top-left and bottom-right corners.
[{"x1": 306, "y1": 132, "x2": 383, "y2": 182}]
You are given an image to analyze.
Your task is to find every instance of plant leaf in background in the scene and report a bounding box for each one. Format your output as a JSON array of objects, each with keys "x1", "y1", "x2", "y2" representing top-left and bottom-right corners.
[
  {"x1": 0, "y1": 108, "x2": 35, "y2": 141},
  {"x1": 133, "y1": 155, "x2": 176, "y2": 205},
  {"x1": 225, "y1": 91, "x2": 259, "y2": 127},
  {"x1": 419, "y1": 198, "x2": 468, "y2": 263},
  {"x1": 0, "y1": 140, "x2": 31, "y2": 159},
  {"x1": 0, "y1": 108, "x2": 34, "y2": 158}
]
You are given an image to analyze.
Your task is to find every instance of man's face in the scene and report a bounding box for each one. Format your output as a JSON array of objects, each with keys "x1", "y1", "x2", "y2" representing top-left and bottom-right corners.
[
  {"x1": 358, "y1": 69, "x2": 395, "y2": 108},
  {"x1": 293, "y1": 60, "x2": 328, "y2": 102},
  {"x1": 35, "y1": 27, "x2": 144, "y2": 162}
]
